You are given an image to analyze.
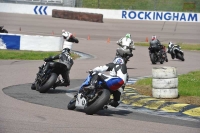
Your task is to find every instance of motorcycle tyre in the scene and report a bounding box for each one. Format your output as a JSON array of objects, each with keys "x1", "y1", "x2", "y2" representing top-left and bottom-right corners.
[
  {"x1": 150, "y1": 54, "x2": 156, "y2": 64},
  {"x1": 177, "y1": 53, "x2": 184, "y2": 61},
  {"x1": 38, "y1": 73, "x2": 58, "y2": 93},
  {"x1": 31, "y1": 83, "x2": 36, "y2": 90},
  {"x1": 84, "y1": 89, "x2": 110, "y2": 115},
  {"x1": 171, "y1": 54, "x2": 175, "y2": 59},
  {"x1": 68, "y1": 97, "x2": 76, "y2": 110}
]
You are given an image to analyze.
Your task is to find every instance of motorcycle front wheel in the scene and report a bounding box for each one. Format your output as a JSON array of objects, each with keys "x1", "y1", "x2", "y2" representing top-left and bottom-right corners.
[
  {"x1": 84, "y1": 89, "x2": 110, "y2": 115},
  {"x1": 68, "y1": 97, "x2": 76, "y2": 110},
  {"x1": 177, "y1": 53, "x2": 185, "y2": 61},
  {"x1": 38, "y1": 73, "x2": 58, "y2": 93}
]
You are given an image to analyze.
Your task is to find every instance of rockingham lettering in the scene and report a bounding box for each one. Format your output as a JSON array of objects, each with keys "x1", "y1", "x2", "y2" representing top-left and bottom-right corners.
[{"x1": 122, "y1": 10, "x2": 198, "y2": 22}]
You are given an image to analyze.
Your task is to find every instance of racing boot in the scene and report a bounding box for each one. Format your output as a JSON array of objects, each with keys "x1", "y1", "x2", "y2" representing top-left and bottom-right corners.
[
  {"x1": 109, "y1": 99, "x2": 120, "y2": 107},
  {"x1": 52, "y1": 80, "x2": 70, "y2": 89}
]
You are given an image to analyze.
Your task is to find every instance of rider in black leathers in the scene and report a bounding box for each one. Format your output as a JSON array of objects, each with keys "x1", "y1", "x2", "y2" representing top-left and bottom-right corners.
[
  {"x1": 149, "y1": 35, "x2": 168, "y2": 62},
  {"x1": 43, "y1": 48, "x2": 74, "y2": 88}
]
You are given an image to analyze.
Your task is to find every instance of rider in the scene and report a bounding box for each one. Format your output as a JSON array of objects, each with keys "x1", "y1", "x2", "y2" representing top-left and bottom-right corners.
[
  {"x1": 167, "y1": 41, "x2": 179, "y2": 53},
  {"x1": 62, "y1": 29, "x2": 74, "y2": 51},
  {"x1": 167, "y1": 41, "x2": 179, "y2": 59},
  {"x1": 149, "y1": 35, "x2": 162, "y2": 50},
  {"x1": 116, "y1": 33, "x2": 135, "y2": 62},
  {"x1": 149, "y1": 35, "x2": 168, "y2": 61},
  {"x1": 85, "y1": 56, "x2": 128, "y2": 108},
  {"x1": 43, "y1": 46, "x2": 74, "y2": 89}
]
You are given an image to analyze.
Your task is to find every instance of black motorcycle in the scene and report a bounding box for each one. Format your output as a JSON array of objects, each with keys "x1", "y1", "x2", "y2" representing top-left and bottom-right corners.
[
  {"x1": 31, "y1": 60, "x2": 72, "y2": 93},
  {"x1": 168, "y1": 45, "x2": 184, "y2": 61},
  {"x1": 0, "y1": 26, "x2": 8, "y2": 33},
  {"x1": 149, "y1": 45, "x2": 168, "y2": 64}
]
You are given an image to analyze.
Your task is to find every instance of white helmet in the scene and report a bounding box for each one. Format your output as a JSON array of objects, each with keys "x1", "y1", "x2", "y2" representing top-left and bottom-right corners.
[
  {"x1": 168, "y1": 42, "x2": 173, "y2": 47},
  {"x1": 152, "y1": 35, "x2": 156, "y2": 40},
  {"x1": 62, "y1": 32, "x2": 69, "y2": 38}
]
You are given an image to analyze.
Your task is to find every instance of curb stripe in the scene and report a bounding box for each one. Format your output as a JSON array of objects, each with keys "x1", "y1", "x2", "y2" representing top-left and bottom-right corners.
[
  {"x1": 122, "y1": 87, "x2": 200, "y2": 118},
  {"x1": 131, "y1": 98, "x2": 157, "y2": 107},
  {"x1": 183, "y1": 107, "x2": 200, "y2": 117},
  {"x1": 160, "y1": 104, "x2": 189, "y2": 113},
  {"x1": 144, "y1": 100, "x2": 166, "y2": 110}
]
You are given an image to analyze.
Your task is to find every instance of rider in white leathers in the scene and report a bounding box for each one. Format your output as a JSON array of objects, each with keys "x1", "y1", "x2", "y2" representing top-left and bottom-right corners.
[
  {"x1": 62, "y1": 29, "x2": 74, "y2": 50},
  {"x1": 116, "y1": 33, "x2": 135, "y2": 62},
  {"x1": 85, "y1": 57, "x2": 127, "y2": 107}
]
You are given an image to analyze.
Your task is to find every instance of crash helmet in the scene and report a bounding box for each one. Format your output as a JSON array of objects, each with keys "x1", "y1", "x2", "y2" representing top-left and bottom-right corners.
[
  {"x1": 113, "y1": 57, "x2": 124, "y2": 65},
  {"x1": 168, "y1": 42, "x2": 173, "y2": 48},
  {"x1": 62, "y1": 47, "x2": 70, "y2": 53},
  {"x1": 62, "y1": 30, "x2": 71, "y2": 40},
  {"x1": 125, "y1": 33, "x2": 131, "y2": 38},
  {"x1": 152, "y1": 35, "x2": 157, "y2": 41}
]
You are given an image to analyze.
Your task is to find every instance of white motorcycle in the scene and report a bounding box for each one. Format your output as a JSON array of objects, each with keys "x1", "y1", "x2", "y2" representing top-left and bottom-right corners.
[{"x1": 168, "y1": 43, "x2": 184, "y2": 61}]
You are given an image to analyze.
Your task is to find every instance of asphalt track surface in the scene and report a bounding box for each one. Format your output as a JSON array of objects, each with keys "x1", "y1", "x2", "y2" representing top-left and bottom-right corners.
[{"x1": 0, "y1": 13, "x2": 200, "y2": 133}]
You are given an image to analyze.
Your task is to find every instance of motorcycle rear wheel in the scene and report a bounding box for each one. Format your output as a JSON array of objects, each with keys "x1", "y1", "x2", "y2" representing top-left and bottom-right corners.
[
  {"x1": 177, "y1": 53, "x2": 184, "y2": 61},
  {"x1": 38, "y1": 73, "x2": 58, "y2": 93},
  {"x1": 84, "y1": 89, "x2": 110, "y2": 115}
]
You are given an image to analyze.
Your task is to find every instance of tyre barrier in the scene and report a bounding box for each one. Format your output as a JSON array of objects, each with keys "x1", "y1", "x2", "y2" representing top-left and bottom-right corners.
[
  {"x1": 152, "y1": 66, "x2": 178, "y2": 98},
  {"x1": 52, "y1": 9, "x2": 103, "y2": 23}
]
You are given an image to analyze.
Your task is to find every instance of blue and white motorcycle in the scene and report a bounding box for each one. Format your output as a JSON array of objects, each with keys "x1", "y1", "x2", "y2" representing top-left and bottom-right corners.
[{"x1": 67, "y1": 71, "x2": 112, "y2": 115}]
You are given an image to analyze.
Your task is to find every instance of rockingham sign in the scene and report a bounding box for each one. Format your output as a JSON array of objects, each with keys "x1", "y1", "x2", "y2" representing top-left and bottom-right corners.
[
  {"x1": 122, "y1": 10, "x2": 199, "y2": 22},
  {"x1": 0, "y1": 3, "x2": 200, "y2": 22}
]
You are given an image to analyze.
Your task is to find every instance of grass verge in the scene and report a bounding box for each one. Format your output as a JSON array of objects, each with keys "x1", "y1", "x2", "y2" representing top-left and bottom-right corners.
[
  {"x1": 0, "y1": 49, "x2": 80, "y2": 60},
  {"x1": 127, "y1": 70, "x2": 200, "y2": 106},
  {"x1": 81, "y1": 0, "x2": 200, "y2": 12}
]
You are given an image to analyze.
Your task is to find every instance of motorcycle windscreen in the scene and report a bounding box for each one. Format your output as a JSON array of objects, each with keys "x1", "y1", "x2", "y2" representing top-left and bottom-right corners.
[
  {"x1": 105, "y1": 77, "x2": 124, "y2": 91},
  {"x1": 79, "y1": 75, "x2": 92, "y2": 91}
]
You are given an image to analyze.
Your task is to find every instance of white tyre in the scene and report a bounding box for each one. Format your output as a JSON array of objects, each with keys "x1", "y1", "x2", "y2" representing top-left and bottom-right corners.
[
  {"x1": 152, "y1": 78, "x2": 178, "y2": 89},
  {"x1": 152, "y1": 66, "x2": 177, "y2": 79},
  {"x1": 152, "y1": 88, "x2": 178, "y2": 98}
]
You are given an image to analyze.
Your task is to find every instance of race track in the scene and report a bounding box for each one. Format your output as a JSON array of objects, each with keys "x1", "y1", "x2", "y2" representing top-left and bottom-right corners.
[{"x1": 0, "y1": 13, "x2": 200, "y2": 133}]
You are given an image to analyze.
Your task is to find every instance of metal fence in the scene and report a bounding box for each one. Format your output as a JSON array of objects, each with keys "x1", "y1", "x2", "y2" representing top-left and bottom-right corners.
[{"x1": 0, "y1": 0, "x2": 200, "y2": 12}]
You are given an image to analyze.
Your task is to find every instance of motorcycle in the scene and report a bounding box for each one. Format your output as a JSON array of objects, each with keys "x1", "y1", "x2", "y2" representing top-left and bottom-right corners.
[
  {"x1": 148, "y1": 45, "x2": 168, "y2": 64},
  {"x1": 68, "y1": 70, "x2": 119, "y2": 115},
  {"x1": 115, "y1": 45, "x2": 135, "y2": 64},
  {"x1": 31, "y1": 60, "x2": 72, "y2": 93},
  {"x1": 168, "y1": 45, "x2": 184, "y2": 61},
  {"x1": 0, "y1": 26, "x2": 8, "y2": 33}
]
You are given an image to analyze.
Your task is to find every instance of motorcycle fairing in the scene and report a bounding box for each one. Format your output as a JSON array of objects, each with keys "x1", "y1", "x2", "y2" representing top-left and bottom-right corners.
[{"x1": 75, "y1": 93, "x2": 87, "y2": 109}]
